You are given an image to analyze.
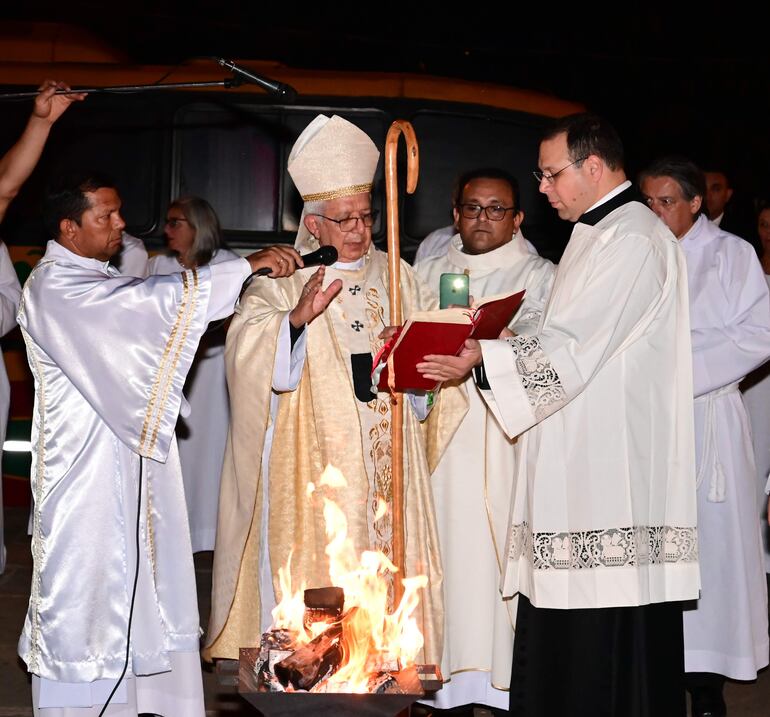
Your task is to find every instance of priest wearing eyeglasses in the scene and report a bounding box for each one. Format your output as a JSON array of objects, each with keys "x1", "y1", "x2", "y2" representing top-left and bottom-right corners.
[
  {"x1": 204, "y1": 114, "x2": 467, "y2": 666},
  {"x1": 640, "y1": 157, "x2": 770, "y2": 717},
  {"x1": 414, "y1": 167, "x2": 554, "y2": 711},
  {"x1": 417, "y1": 114, "x2": 700, "y2": 717}
]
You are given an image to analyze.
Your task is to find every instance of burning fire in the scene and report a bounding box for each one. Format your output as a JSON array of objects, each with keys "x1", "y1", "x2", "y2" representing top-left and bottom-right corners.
[{"x1": 268, "y1": 465, "x2": 427, "y2": 692}]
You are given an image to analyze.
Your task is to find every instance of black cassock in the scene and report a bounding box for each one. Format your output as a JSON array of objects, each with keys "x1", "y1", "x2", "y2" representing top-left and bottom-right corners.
[{"x1": 510, "y1": 596, "x2": 686, "y2": 717}]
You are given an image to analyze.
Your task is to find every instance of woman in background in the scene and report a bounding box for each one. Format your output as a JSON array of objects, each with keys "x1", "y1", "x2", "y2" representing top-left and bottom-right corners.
[{"x1": 149, "y1": 196, "x2": 240, "y2": 552}]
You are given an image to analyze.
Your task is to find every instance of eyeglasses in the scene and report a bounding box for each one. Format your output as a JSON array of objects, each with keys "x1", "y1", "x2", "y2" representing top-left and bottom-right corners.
[
  {"x1": 165, "y1": 218, "x2": 190, "y2": 228},
  {"x1": 533, "y1": 157, "x2": 588, "y2": 184},
  {"x1": 456, "y1": 203, "x2": 517, "y2": 221},
  {"x1": 644, "y1": 196, "x2": 679, "y2": 209},
  {"x1": 311, "y1": 209, "x2": 379, "y2": 232}
]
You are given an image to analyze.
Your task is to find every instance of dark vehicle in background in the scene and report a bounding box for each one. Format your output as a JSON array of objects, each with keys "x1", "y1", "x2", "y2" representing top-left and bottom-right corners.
[
  {"x1": 0, "y1": 22, "x2": 581, "y2": 262},
  {"x1": 0, "y1": 21, "x2": 581, "y2": 488}
]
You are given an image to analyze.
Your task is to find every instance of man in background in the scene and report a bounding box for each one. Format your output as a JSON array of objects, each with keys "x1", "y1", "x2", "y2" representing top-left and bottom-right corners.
[
  {"x1": 641, "y1": 157, "x2": 770, "y2": 717},
  {"x1": 704, "y1": 167, "x2": 755, "y2": 243},
  {"x1": 418, "y1": 114, "x2": 700, "y2": 717},
  {"x1": 415, "y1": 167, "x2": 554, "y2": 713}
]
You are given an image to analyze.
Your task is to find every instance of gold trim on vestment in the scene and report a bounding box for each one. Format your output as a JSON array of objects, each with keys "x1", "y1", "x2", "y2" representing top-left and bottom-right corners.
[
  {"x1": 364, "y1": 285, "x2": 395, "y2": 567},
  {"x1": 301, "y1": 183, "x2": 372, "y2": 201},
  {"x1": 148, "y1": 268, "x2": 199, "y2": 454},
  {"x1": 139, "y1": 269, "x2": 193, "y2": 455},
  {"x1": 139, "y1": 271, "x2": 189, "y2": 453},
  {"x1": 205, "y1": 252, "x2": 467, "y2": 666},
  {"x1": 146, "y1": 461, "x2": 156, "y2": 577},
  {"x1": 442, "y1": 667, "x2": 511, "y2": 692}
]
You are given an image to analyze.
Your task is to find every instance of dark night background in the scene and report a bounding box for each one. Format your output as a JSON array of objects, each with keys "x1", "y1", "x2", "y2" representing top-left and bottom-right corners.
[{"x1": 2, "y1": 2, "x2": 769, "y2": 229}]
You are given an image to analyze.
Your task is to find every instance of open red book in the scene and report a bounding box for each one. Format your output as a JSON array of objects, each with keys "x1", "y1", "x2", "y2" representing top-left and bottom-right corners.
[{"x1": 372, "y1": 289, "x2": 525, "y2": 392}]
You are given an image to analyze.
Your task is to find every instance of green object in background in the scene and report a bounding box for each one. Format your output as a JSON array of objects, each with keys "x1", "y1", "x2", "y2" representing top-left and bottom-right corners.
[{"x1": 439, "y1": 272, "x2": 469, "y2": 309}]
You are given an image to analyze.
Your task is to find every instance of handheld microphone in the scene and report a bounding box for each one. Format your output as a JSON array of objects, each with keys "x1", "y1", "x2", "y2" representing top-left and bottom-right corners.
[
  {"x1": 216, "y1": 58, "x2": 298, "y2": 103},
  {"x1": 237, "y1": 246, "x2": 338, "y2": 303},
  {"x1": 253, "y1": 245, "x2": 338, "y2": 277}
]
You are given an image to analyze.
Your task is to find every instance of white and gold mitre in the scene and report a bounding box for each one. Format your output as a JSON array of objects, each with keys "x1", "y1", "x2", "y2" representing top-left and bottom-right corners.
[{"x1": 288, "y1": 114, "x2": 380, "y2": 202}]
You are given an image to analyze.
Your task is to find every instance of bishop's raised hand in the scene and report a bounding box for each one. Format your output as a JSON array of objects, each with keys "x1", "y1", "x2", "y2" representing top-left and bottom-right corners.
[{"x1": 289, "y1": 266, "x2": 342, "y2": 328}]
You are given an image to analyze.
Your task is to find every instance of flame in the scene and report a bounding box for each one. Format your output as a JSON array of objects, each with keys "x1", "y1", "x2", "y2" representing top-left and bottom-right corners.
[
  {"x1": 270, "y1": 552, "x2": 309, "y2": 643},
  {"x1": 318, "y1": 464, "x2": 347, "y2": 488},
  {"x1": 268, "y1": 464, "x2": 426, "y2": 692}
]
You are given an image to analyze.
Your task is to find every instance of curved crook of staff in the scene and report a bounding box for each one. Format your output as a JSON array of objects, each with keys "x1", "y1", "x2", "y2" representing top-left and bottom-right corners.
[{"x1": 384, "y1": 119, "x2": 419, "y2": 608}]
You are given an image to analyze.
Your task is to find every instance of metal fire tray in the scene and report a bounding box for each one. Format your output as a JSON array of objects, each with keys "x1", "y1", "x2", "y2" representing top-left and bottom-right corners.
[{"x1": 239, "y1": 647, "x2": 441, "y2": 717}]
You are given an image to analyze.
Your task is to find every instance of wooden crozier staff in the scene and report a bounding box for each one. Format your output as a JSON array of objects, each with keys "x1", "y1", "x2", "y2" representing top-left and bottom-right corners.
[{"x1": 384, "y1": 120, "x2": 419, "y2": 607}]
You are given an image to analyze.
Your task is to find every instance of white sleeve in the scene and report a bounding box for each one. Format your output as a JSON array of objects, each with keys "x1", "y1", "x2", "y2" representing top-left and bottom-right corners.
[
  {"x1": 510, "y1": 261, "x2": 555, "y2": 337},
  {"x1": 0, "y1": 242, "x2": 21, "y2": 337},
  {"x1": 207, "y1": 258, "x2": 252, "y2": 321},
  {"x1": 405, "y1": 391, "x2": 432, "y2": 421},
  {"x1": 478, "y1": 234, "x2": 670, "y2": 439},
  {"x1": 19, "y1": 264, "x2": 215, "y2": 462},
  {"x1": 690, "y1": 242, "x2": 770, "y2": 397}
]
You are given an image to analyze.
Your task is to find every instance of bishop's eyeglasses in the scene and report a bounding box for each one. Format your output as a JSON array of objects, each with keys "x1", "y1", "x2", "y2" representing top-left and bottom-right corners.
[
  {"x1": 456, "y1": 203, "x2": 516, "y2": 221},
  {"x1": 310, "y1": 210, "x2": 379, "y2": 232}
]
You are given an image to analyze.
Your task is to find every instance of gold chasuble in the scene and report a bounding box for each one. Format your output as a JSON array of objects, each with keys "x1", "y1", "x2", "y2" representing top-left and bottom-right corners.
[{"x1": 205, "y1": 247, "x2": 466, "y2": 665}]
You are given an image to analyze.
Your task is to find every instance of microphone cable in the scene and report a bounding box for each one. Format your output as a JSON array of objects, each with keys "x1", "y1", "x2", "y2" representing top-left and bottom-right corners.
[{"x1": 98, "y1": 456, "x2": 143, "y2": 716}]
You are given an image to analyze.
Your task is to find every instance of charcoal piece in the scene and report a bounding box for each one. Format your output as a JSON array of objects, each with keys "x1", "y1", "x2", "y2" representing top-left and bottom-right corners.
[
  {"x1": 303, "y1": 586, "x2": 344, "y2": 631},
  {"x1": 368, "y1": 671, "x2": 403, "y2": 694},
  {"x1": 304, "y1": 587, "x2": 345, "y2": 610},
  {"x1": 274, "y1": 626, "x2": 342, "y2": 691},
  {"x1": 260, "y1": 628, "x2": 296, "y2": 653}
]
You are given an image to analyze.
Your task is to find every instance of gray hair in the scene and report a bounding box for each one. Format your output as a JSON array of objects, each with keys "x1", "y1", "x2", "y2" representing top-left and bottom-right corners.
[
  {"x1": 303, "y1": 199, "x2": 328, "y2": 216},
  {"x1": 168, "y1": 196, "x2": 224, "y2": 266},
  {"x1": 638, "y1": 157, "x2": 706, "y2": 203}
]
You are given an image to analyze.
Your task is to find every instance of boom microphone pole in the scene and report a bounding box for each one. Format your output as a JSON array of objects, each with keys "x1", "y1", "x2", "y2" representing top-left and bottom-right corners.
[{"x1": 0, "y1": 58, "x2": 298, "y2": 102}]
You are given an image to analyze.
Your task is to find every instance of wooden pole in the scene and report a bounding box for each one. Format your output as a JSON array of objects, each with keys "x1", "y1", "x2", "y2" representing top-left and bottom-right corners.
[{"x1": 384, "y1": 120, "x2": 419, "y2": 608}]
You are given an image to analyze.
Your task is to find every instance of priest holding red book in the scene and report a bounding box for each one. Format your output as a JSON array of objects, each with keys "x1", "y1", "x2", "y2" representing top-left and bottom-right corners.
[{"x1": 417, "y1": 114, "x2": 700, "y2": 717}]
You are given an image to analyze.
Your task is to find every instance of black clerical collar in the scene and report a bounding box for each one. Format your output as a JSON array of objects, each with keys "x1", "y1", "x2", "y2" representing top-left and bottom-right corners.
[{"x1": 578, "y1": 185, "x2": 645, "y2": 227}]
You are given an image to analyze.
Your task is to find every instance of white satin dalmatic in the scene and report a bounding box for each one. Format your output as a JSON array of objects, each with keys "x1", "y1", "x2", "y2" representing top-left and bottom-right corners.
[
  {"x1": 0, "y1": 240, "x2": 21, "y2": 575},
  {"x1": 680, "y1": 215, "x2": 770, "y2": 680},
  {"x1": 16, "y1": 240, "x2": 250, "y2": 715},
  {"x1": 478, "y1": 192, "x2": 700, "y2": 610},
  {"x1": 415, "y1": 233, "x2": 554, "y2": 709},
  {"x1": 148, "y1": 248, "x2": 241, "y2": 552},
  {"x1": 741, "y1": 274, "x2": 770, "y2": 573}
]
